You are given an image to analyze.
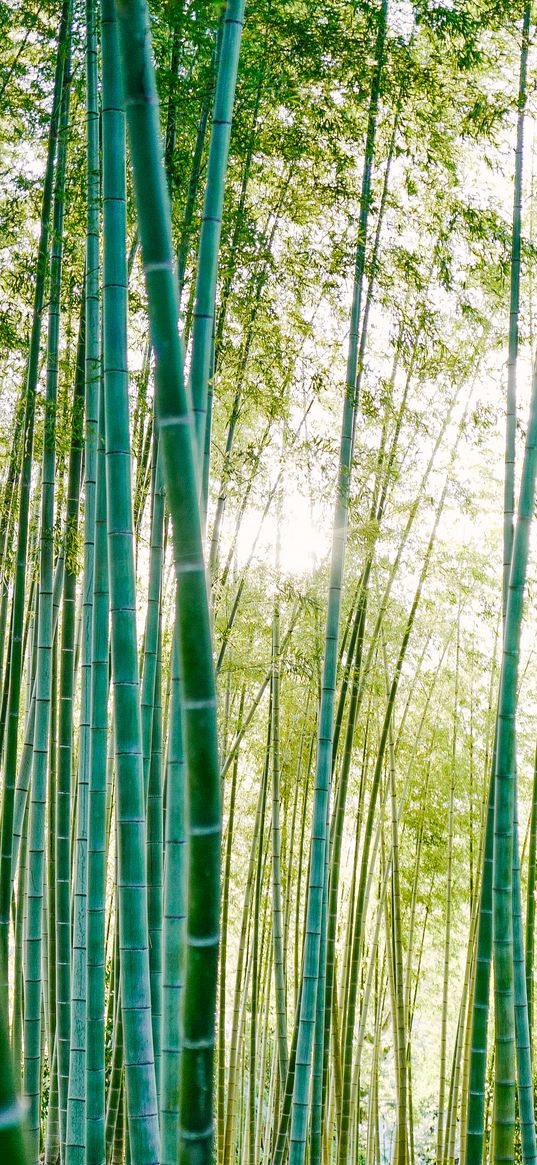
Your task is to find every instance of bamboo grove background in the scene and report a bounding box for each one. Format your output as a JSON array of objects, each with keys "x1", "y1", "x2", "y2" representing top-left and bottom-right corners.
[{"x1": 2, "y1": 1, "x2": 537, "y2": 1164}]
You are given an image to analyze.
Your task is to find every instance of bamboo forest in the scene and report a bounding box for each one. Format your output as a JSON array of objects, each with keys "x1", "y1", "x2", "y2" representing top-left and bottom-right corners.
[{"x1": 5, "y1": 1, "x2": 537, "y2": 1164}]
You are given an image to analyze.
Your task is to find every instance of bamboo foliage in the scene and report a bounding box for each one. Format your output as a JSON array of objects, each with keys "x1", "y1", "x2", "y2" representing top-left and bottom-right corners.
[{"x1": 0, "y1": 7, "x2": 535, "y2": 1165}]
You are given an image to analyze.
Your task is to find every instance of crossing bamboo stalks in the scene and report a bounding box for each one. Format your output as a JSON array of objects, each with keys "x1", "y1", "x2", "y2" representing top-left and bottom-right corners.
[{"x1": 113, "y1": 1, "x2": 230, "y2": 1159}]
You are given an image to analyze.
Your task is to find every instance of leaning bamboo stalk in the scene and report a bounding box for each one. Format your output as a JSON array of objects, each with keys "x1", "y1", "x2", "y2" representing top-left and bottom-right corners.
[
  {"x1": 188, "y1": 0, "x2": 245, "y2": 458},
  {"x1": 114, "y1": 1, "x2": 239, "y2": 1156},
  {"x1": 176, "y1": 31, "x2": 220, "y2": 306}
]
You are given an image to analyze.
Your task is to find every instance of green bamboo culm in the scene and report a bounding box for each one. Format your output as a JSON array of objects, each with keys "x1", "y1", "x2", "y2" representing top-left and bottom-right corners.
[
  {"x1": 0, "y1": 0, "x2": 71, "y2": 1005},
  {"x1": 84, "y1": 0, "x2": 103, "y2": 1154},
  {"x1": 525, "y1": 744, "x2": 537, "y2": 1041},
  {"x1": 23, "y1": 33, "x2": 71, "y2": 1162},
  {"x1": 503, "y1": 0, "x2": 531, "y2": 616},
  {"x1": 160, "y1": 621, "x2": 186, "y2": 1165},
  {"x1": 486, "y1": 8, "x2": 533, "y2": 1165},
  {"x1": 188, "y1": 0, "x2": 245, "y2": 470},
  {"x1": 64, "y1": 0, "x2": 101, "y2": 1153},
  {"x1": 147, "y1": 631, "x2": 163, "y2": 1100},
  {"x1": 504, "y1": 8, "x2": 535, "y2": 1162},
  {"x1": 271, "y1": 538, "x2": 288, "y2": 1087},
  {"x1": 85, "y1": 383, "x2": 108, "y2": 1165},
  {"x1": 492, "y1": 357, "x2": 537, "y2": 1163},
  {"x1": 512, "y1": 802, "x2": 536, "y2": 1165},
  {"x1": 56, "y1": 293, "x2": 86, "y2": 1160},
  {"x1": 465, "y1": 773, "x2": 494, "y2": 1165},
  {"x1": 465, "y1": 14, "x2": 531, "y2": 1164},
  {"x1": 113, "y1": 3, "x2": 223, "y2": 1161},
  {"x1": 140, "y1": 440, "x2": 165, "y2": 1106},
  {"x1": 0, "y1": 993, "x2": 28, "y2": 1165},
  {"x1": 101, "y1": 4, "x2": 159, "y2": 1164}
]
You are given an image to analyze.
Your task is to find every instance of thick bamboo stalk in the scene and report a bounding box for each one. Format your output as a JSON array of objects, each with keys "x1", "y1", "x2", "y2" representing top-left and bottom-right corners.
[
  {"x1": 101, "y1": 5, "x2": 159, "y2": 1163},
  {"x1": 492, "y1": 354, "x2": 537, "y2": 1164},
  {"x1": 113, "y1": 3, "x2": 229, "y2": 1157}
]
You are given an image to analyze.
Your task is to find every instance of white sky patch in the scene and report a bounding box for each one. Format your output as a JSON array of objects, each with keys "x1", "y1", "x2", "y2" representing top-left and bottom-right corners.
[
  {"x1": 388, "y1": 0, "x2": 415, "y2": 42},
  {"x1": 235, "y1": 482, "x2": 331, "y2": 580}
]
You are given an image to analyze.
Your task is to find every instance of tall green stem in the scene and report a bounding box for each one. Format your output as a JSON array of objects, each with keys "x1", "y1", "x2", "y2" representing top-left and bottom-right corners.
[
  {"x1": 0, "y1": 0, "x2": 71, "y2": 1003},
  {"x1": 102, "y1": 4, "x2": 159, "y2": 1163}
]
